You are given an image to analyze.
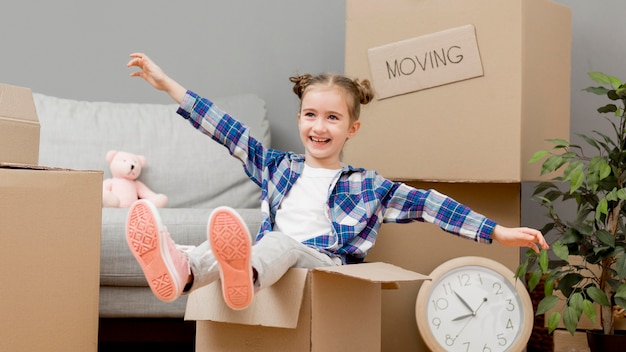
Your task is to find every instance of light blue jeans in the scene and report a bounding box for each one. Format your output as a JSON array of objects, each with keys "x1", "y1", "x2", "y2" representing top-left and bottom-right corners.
[{"x1": 185, "y1": 231, "x2": 340, "y2": 293}]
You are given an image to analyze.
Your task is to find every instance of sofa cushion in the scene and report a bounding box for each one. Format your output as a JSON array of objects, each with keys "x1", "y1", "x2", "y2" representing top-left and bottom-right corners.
[
  {"x1": 34, "y1": 93, "x2": 269, "y2": 209},
  {"x1": 100, "y1": 207, "x2": 262, "y2": 287}
]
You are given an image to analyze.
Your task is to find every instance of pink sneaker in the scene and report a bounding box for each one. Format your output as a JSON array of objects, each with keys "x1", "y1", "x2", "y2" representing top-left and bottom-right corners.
[
  {"x1": 126, "y1": 200, "x2": 189, "y2": 302},
  {"x1": 208, "y1": 206, "x2": 253, "y2": 310}
]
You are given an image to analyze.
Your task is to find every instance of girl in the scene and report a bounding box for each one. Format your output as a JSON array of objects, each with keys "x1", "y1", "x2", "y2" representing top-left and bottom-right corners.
[{"x1": 125, "y1": 53, "x2": 548, "y2": 311}]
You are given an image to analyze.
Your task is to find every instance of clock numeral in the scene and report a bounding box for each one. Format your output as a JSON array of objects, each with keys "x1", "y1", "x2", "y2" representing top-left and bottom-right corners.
[
  {"x1": 477, "y1": 273, "x2": 484, "y2": 285},
  {"x1": 492, "y1": 282, "x2": 503, "y2": 295},
  {"x1": 431, "y1": 297, "x2": 449, "y2": 311},
  {"x1": 445, "y1": 334, "x2": 455, "y2": 347},
  {"x1": 497, "y1": 333, "x2": 507, "y2": 346},
  {"x1": 462, "y1": 341, "x2": 470, "y2": 351},
  {"x1": 442, "y1": 282, "x2": 454, "y2": 295},
  {"x1": 432, "y1": 317, "x2": 441, "y2": 329},
  {"x1": 457, "y1": 273, "x2": 471, "y2": 287},
  {"x1": 482, "y1": 345, "x2": 492, "y2": 352},
  {"x1": 506, "y1": 318, "x2": 514, "y2": 330},
  {"x1": 506, "y1": 298, "x2": 515, "y2": 311}
]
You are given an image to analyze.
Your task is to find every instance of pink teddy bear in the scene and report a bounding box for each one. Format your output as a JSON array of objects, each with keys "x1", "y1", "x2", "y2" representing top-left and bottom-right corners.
[{"x1": 102, "y1": 150, "x2": 168, "y2": 208}]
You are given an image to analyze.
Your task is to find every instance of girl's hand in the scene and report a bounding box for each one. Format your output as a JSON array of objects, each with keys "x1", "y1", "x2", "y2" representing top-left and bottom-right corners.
[
  {"x1": 127, "y1": 53, "x2": 186, "y2": 104},
  {"x1": 490, "y1": 225, "x2": 549, "y2": 253}
]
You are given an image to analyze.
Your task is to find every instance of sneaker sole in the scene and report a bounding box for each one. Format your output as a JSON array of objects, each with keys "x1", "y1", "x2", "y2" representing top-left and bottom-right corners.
[
  {"x1": 126, "y1": 200, "x2": 181, "y2": 302},
  {"x1": 208, "y1": 206, "x2": 253, "y2": 310}
]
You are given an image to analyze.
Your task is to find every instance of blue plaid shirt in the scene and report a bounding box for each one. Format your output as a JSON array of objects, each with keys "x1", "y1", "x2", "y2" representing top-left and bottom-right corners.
[{"x1": 177, "y1": 91, "x2": 495, "y2": 263}]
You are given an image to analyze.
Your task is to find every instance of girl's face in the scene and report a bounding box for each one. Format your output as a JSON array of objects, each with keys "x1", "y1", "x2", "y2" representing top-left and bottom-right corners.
[{"x1": 297, "y1": 85, "x2": 360, "y2": 169}]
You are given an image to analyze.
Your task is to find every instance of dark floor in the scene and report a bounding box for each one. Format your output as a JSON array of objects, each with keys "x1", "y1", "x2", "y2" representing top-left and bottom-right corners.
[{"x1": 98, "y1": 318, "x2": 195, "y2": 352}]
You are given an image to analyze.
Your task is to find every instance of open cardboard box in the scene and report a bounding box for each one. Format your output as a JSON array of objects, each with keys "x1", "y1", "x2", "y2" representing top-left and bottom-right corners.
[{"x1": 186, "y1": 262, "x2": 428, "y2": 352}]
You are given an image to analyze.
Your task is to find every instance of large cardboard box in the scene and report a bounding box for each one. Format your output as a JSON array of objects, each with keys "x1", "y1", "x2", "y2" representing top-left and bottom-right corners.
[
  {"x1": 366, "y1": 182, "x2": 523, "y2": 351},
  {"x1": 0, "y1": 164, "x2": 102, "y2": 351},
  {"x1": 186, "y1": 262, "x2": 428, "y2": 352},
  {"x1": 0, "y1": 83, "x2": 40, "y2": 165},
  {"x1": 344, "y1": 0, "x2": 571, "y2": 182}
]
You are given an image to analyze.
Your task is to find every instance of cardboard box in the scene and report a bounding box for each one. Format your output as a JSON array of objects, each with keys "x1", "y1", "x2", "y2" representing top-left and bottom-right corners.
[
  {"x1": 553, "y1": 329, "x2": 590, "y2": 352},
  {"x1": 344, "y1": 0, "x2": 571, "y2": 182},
  {"x1": 366, "y1": 182, "x2": 523, "y2": 351},
  {"x1": 0, "y1": 164, "x2": 102, "y2": 351},
  {"x1": 185, "y1": 262, "x2": 428, "y2": 352},
  {"x1": 0, "y1": 83, "x2": 40, "y2": 165}
]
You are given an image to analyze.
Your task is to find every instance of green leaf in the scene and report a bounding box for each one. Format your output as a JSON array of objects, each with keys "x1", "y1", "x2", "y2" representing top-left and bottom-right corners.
[
  {"x1": 586, "y1": 286, "x2": 611, "y2": 306},
  {"x1": 615, "y1": 284, "x2": 626, "y2": 299},
  {"x1": 616, "y1": 255, "x2": 626, "y2": 280},
  {"x1": 582, "y1": 299, "x2": 596, "y2": 323},
  {"x1": 616, "y1": 286, "x2": 626, "y2": 310},
  {"x1": 588, "y1": 71, "x2": 612, "y2": 85},
  {"x1": 546, "y1": 138, "x2": 570, "y2": 148},
  {"x1": 609, "y1": 76, "x2": 623, "y2": 89},
  {"x1": 547, "y1": 312, "x2": 561, "y2": 334},
  {"x1": 598, "y1": 104, "x2": 618, "y2": 114},
  {"x1": 577, "y1": 133, "x2": 601, "y2": 151},
  {"x1": 542, "y1": 155, "x2": 565, "y2": 175},
  {"x1": 599, "y1": 162, "x2": 612, "y2": 180},
  {"x1": 529, "y1": 150, "x2": 549, "y2": 163},
  {"x1": 595, "y1": 230, "x2": 615, "y2": 248},
  {"x1": 569, "y1": 292, "x2": 584, "y2": 315},
  {"x1": 544, "y1": 278, "x2": 555, "y2": 297},
  {"x1": 568, "y1": 164, "x2": 585, "y2": 193},
  {"x1": 618, "y1": 188, "x2": 626, "y2": 200},
  {"x1": 583, "y1": 86, "x2": 609, "y2": 95},
  {"x1": 596, "y1": 198, "x2": 609, "y2": 220},
  {"x1": 552, "y1": 241, "x2": 570, "y2": 261},
  {"x1": 563, "y1": 306, "x2": 580, "y2": 335},
  {"x1": 539, "y1": 249, "x2": 549, "y2": 272},
  {"x1": 537, "y1": 295, "x2": 560, "y2": 315},
  {"x1": 528, "y1": 268, "x2": 543, "y2": 291}
]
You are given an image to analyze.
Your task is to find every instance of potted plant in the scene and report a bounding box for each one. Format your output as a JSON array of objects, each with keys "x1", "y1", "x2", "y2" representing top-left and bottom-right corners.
[{"x1": 517, "y1": 71, "x2": 626, "y2": 350}]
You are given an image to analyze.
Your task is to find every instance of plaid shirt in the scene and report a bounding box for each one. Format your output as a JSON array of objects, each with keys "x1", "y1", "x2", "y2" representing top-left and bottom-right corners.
[{"x1": 178, "y1": 91, "x2": 495, "y2": 263}]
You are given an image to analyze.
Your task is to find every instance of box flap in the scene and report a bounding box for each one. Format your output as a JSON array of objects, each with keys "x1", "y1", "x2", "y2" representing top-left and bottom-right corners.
[
  {"x1": 185, "y1": 268, "x2": 308, "y2": 328},
  {"x1": 314, "y1": 262, "x2": 429, "y2": 283},
  {"x1": 0, "y1": 162, "x2": 100, "y2": 173},
  {"x1": 0, "y1": 83, "x2": 38, "y2": 125}
]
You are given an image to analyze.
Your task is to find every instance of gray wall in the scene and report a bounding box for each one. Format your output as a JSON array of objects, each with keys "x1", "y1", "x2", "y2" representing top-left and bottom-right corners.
[
  {"x1": 522, "y1": 0, "x2": 626, "y2": 237},
  {"x1": 3, "y1": 0, "x2": 626, "y2": 239},
  {"x1": 0, "y1": 0, "x2": 345, "y2": 154}
]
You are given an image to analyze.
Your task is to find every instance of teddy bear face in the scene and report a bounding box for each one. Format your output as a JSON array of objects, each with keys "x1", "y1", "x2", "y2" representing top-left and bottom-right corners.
[{"x1": 107, "y1": 151, "x2": 146, "y2": 181}]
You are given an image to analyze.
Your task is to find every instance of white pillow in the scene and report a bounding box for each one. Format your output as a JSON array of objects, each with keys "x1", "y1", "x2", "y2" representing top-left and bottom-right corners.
[{"x1": 34, "y1": 92, "x2": 270, "y2": 209}]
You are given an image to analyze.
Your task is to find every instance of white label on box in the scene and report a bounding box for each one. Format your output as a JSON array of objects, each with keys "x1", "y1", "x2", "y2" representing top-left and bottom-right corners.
[{"x1": 367, "y1": 24, "x2": 484, "y2": 99}]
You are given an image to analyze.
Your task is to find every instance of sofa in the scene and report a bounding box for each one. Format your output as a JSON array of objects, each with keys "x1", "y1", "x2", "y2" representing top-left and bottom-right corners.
[{"x1": 33, "y1": 92, "x2": 269, "y2": 338}]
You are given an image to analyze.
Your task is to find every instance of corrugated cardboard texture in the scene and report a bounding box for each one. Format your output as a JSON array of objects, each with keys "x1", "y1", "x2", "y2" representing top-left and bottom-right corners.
[
  {"x1": 0, "y1": 83, "x2": 40, "y2": 165},
  {"x1": 186, "y1": 268, "x2": 309, "y2": 328},
  {"x1": 0, "y1": 166, "x2": 102, "y2": 351},
  {"x1": 344, "y1": 0, "x2": 571, "y2": 182},
  {"x1": 189, "y1": 263, "x2": 427, "y2": 351},
  {"x1": 553, "y1": 329, "x2": 589, "y2": 352},
  {"x1": 366, "y1": 182, "x2": 522, "y2": 351}
]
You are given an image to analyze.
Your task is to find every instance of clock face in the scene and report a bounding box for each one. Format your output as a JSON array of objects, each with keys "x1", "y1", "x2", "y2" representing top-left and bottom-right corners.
[{"x1": 416, "y1": 257, "x2": 532, "y2": 352}]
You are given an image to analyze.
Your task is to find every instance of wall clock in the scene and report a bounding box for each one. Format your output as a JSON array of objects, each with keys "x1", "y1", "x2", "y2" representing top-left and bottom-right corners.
[{"x1": 416, "y1": 256, "x2": 533, "y2": 352}]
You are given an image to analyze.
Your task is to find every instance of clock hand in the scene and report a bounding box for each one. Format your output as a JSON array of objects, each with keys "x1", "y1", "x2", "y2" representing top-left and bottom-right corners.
[
  {"x1": 473, "y1": 297, "x2": 488, "y2": 314},
  {"x1": 452, "y1": 297, "x2": 488, "y2": 342},
  {"x1": 452, "y1": 313, "x2": 474, "y2": 321},
  {"x1": 453, "y1": 290, "x2": 475, "y2": 313}
]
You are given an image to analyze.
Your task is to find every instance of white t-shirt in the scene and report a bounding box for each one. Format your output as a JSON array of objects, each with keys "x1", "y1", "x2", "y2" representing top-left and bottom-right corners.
[{"x1": 274, "y1": 164, "x2": 340, "y2": 243}]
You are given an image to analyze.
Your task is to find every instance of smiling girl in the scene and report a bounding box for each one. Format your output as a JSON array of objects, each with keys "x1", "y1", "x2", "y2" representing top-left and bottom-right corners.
[{"x1": 124, "y1": 53, "x2": 548, "y2": 311}]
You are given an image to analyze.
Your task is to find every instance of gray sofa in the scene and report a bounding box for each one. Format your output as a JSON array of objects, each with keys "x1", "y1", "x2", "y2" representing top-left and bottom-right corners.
[{"x1": 33, "y1": 92, "x2": 269, "y2": 319}]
